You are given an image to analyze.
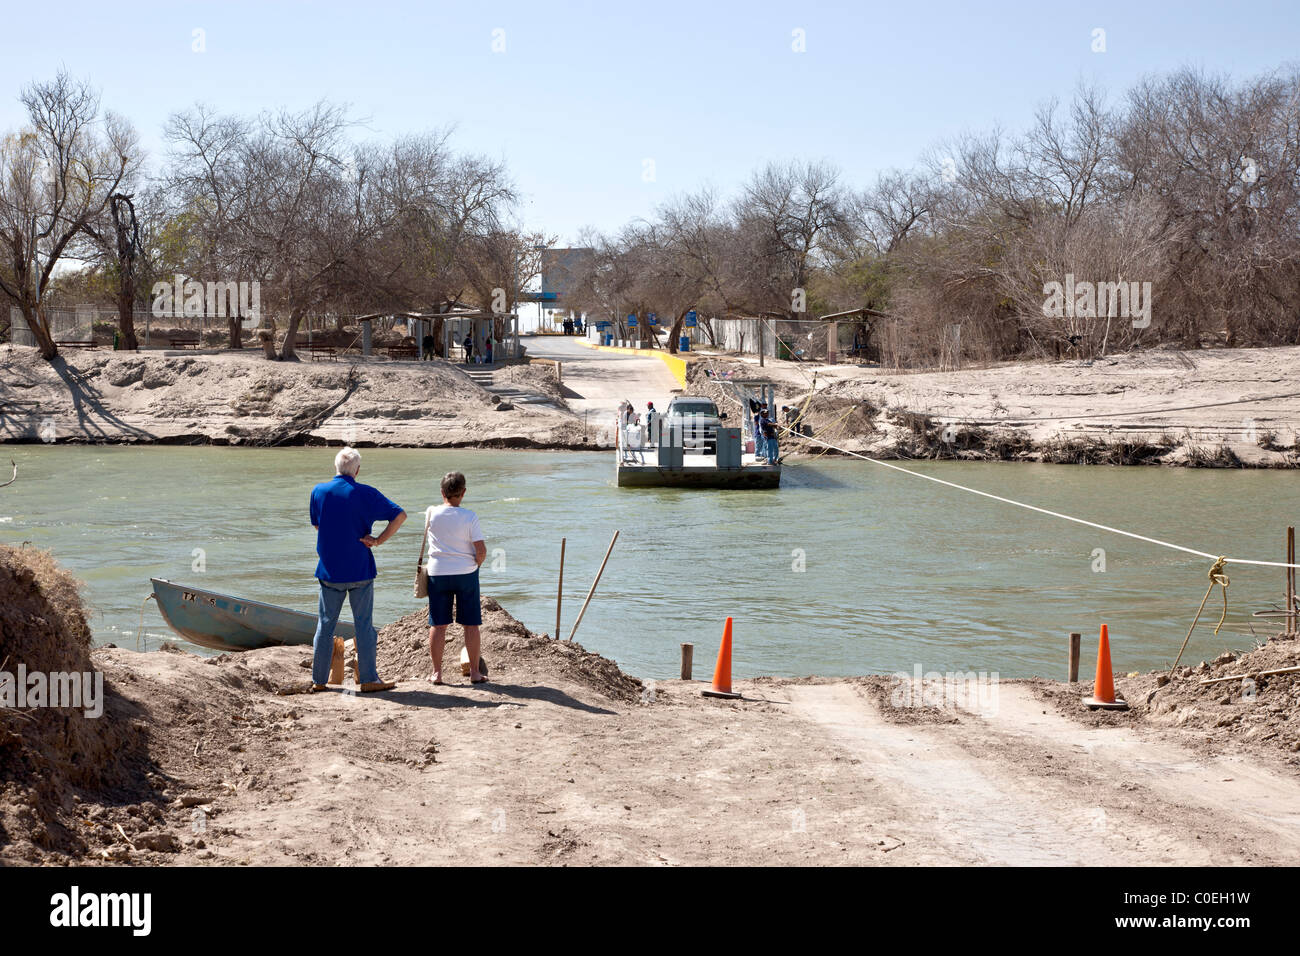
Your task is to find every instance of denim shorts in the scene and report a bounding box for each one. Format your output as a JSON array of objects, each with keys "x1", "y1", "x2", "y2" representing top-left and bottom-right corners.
[{"x1": 427, "y1": 569, "x2": 483, "y2": 627}]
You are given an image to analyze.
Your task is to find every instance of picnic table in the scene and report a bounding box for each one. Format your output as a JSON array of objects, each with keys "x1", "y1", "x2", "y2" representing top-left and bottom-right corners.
[
  {"x1": 55, "y1": 339, "x2": 98, "y2": 349},
  {"x1": 386, "y1": 345, "x2": 419, "y2": 360},
  {"x1": 169, "y1": 335, "x2": 201, "y2": 349},
  {"x1": 303, "y1": 345, "x2": 338, "y2": 362}
]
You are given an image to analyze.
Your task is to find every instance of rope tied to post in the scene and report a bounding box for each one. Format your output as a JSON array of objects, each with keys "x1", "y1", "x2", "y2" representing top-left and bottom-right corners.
[
  {"x1": 1169, "y1": 556, "x2": 1230, "y2": 676},
  {"x1": 1206, "y1": 555, "x2": 1230, "y2": 634}
]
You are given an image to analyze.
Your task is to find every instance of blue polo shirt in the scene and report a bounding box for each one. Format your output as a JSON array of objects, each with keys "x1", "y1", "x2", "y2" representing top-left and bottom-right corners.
[{"x1": 309, "y1": 475, "x2": 404, "y2": 583}]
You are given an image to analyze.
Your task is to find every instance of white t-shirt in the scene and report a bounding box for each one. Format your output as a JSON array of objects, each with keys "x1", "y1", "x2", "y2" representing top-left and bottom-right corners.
[{"x1": 424, "y1": 504, "x2": 484, "y2": 576}]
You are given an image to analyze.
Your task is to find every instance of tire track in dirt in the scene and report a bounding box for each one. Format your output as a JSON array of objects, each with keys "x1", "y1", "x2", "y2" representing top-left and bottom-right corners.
[
  {"x1": 784, "y1": 681, "x2": 1300, "y2": 865},
  {"x1": 989, "y1": 687, "x2": 1300, "y2": 857}
]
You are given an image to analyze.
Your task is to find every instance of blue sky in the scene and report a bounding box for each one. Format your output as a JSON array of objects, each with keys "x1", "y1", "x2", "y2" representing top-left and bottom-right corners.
[{"x1": 2, "y1": 0, "x2": 1298, "y2": 243}]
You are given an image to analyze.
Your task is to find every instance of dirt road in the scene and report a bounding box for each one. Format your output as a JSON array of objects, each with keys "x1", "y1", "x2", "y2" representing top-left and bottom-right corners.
[
  {"x1": 785, "y1": 681, "x2": 1300, "y2": 865},
  {"x1": 45, "y1": 643, "x2": 1298, "y2": 867},
  {"x1": 7, "y1": 552, "x2": 1295, "y2": 868}
]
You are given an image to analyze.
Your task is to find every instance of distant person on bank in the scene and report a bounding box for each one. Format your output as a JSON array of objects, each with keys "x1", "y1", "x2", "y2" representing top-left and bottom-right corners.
[
  {"x1": 761, "y1": 405, "x2": 780, "y2": 463},
  {"x1": 309, "y1": 447, "x2": 406, "y2": 693},
  {"x1": 424, "y1": 471, "x2": 488, "y2": 685}
]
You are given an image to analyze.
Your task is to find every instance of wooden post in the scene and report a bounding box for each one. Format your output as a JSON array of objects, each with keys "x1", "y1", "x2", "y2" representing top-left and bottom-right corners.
[
  {"x1": 680, "y1": 643, "x2": 694, "y2": 681},
  {"x1": 567, "y1": 530, "x2": 620, "y2": 642},
  {"x1": 1288, "y1": 526, "x2": 1296, "y2": 637},
  {"x1": 1068, "y1": 632, "x2": 1081, "y2": 683},
  {"x1": 556, "y1": 537, "x2": 566, "y2": 639}
]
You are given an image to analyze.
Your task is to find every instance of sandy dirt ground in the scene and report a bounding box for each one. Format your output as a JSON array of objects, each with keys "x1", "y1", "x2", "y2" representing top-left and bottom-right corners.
[
  {"x1": 0, "y1": 344, "x2": 599, "y2": 449},
  {"x1": 689, "y1": 345, "x2": 1300, "y2": 466},
  {"x1": 9, "y1": 601, "x2": 1297, "y2": 868}
]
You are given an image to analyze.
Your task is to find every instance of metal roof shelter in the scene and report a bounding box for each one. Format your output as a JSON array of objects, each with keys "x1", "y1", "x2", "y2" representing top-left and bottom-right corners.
[
  {"x1": 440, "y1": 311, "x2": 520, "y2": 365},
  {"x1": 354, "y1": 310, "x2": 520, "y2": 362},
  {"x1": 817, "y1": 307, "x2": 895, "y2": 364}
]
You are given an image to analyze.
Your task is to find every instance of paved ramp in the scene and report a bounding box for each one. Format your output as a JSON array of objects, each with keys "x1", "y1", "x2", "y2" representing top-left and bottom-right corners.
[{"x1": 524, "y1": 336, "x2": 681, "y2": 434}]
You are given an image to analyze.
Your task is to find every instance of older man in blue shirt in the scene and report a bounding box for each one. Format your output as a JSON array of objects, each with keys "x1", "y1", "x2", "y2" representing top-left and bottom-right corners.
[{"x1": 309, "y1": 447, "x2": 407, "y2": 693}]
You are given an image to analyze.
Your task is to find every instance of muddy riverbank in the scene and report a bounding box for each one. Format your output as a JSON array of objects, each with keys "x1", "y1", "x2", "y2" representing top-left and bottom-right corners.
[
  {"x1": 3, "y1": 542, "x2": 1299, "y2": 867},
  {"x1": 0, "y1": 346, "x2": 602, "y2": 450},
  {"x1": 687, "y1": 345, "x2": 1300, "y2": 467},
  {"x1": 7, "y1": 341, "x2": 1299, "y2": 466}
]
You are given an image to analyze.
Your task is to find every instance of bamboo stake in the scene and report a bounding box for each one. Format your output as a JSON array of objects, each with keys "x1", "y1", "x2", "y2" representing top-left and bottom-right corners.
[
  {"x1": 1200, "y1": 665, "x2": 1300, "y2": 686},
  {"x1": 567, "y1": 531, "x2": 620, "y2": 642},
  {"x1": 556, "y1": 537, "x2": 566, "y2": 639}
]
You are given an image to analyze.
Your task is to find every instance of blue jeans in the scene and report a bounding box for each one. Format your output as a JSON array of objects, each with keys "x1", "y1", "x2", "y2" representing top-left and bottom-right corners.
[
  {"x1": 312, "y1": 578, "x2": 379, "y2": 685},
  {"x1": 766, "y1": 435, "x2": 779, "y2": 461}
]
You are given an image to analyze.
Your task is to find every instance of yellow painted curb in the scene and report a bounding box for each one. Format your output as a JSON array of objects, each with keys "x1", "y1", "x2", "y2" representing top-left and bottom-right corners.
[
  {"x1": 658, "y1": 352, "x2": 688, "y2": 389},
  {"x1": 575, "y1": 339, "x2": 692, "y2": 388}
]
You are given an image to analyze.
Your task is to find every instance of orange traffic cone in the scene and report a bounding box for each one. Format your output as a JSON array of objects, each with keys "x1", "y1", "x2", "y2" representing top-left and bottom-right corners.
[
  {"x1": 702, "y1": 617, "x2": 742, "y2": 699},
  {"x1": 1083, "y1": 624, "x2": 1128, "y2": 710}
]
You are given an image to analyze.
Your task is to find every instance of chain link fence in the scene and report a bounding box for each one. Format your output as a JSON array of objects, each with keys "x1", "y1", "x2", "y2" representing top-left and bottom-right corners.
[
  {"x1": 5, "y1": 307, "x2": 519, "y2": 360},
  {"x1": 707, "y1": 317, "x2": 883, "y2": 363}
]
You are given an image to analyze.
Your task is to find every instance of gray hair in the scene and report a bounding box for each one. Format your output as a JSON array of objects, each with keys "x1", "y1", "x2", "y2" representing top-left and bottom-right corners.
[{"x1": 335, "y1": 447, "x2": 361, "y2": 477}]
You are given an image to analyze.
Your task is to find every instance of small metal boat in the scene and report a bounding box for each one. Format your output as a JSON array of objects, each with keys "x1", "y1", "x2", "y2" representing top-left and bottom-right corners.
[{"x1": 150, "y1": 578, "x2": 354, "y2": 652}]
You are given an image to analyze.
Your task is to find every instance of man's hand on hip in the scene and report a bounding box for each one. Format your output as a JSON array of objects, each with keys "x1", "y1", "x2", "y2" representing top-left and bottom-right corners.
[{"x1": 363, "y1": 510, "x2": 407, "y2": 549}]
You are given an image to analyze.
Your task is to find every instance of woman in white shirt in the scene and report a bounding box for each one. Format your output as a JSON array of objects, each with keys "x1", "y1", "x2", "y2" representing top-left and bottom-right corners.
[{"x1": 424, "y1": 471, "x2": 488, "y2": 684}]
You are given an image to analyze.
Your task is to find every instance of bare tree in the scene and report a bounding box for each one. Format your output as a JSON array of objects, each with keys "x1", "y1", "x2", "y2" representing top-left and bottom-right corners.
[
  {"x1": 0, "y1": 72, "x2": 136, "y2": 358},
  {"x1": 160, "y1": 105, "x2": 255, "y2": 347},
  {"x1": 731, "y1": 160, "x2": 846, "y2": 319},
  {"x1": 79, "y1": 189, "x2": 149, "y2": 350}
]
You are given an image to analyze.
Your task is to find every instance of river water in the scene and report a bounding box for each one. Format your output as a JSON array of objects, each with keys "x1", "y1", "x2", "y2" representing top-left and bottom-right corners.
[{"x1": 2, "y1": 446, "x2": 1296, "y2": 680}]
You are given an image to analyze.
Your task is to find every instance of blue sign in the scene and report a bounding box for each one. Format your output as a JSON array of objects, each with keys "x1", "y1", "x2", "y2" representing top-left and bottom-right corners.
[
  {"x1": 648, "y1": 313, "x2": 658, "y2": 325},
  {"x1": 685, "y1": 310, "x2": 698, "y2": 328},
  {"x1": 627, "y1": 314, "x2": 638, "y2": 327}
]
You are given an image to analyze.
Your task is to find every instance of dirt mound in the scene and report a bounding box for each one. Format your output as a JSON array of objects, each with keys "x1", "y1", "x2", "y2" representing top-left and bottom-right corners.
[
  {"x1": 1035, "y1": 632, "x2": 1300, "y2": 764},
  {"x1": 375, "y1": 597, "x2": 643, "y2": 703},
  {"x1": 0, "y1": 545, "x2": 159, "y2": 861}
]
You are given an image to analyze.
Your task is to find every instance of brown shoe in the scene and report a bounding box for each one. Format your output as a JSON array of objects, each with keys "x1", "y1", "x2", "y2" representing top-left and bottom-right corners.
[
  {"x1": 309, "y1": 683, "x2": 328, "y2": 693},
  {"x1": 359, "y1": 680, "x2": 396, "y2": 693}
]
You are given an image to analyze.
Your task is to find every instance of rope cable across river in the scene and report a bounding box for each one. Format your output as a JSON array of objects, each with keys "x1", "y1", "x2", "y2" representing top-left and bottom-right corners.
[{"x1": 714, "y1": 376, "x2": 1300, "y2": 571}]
